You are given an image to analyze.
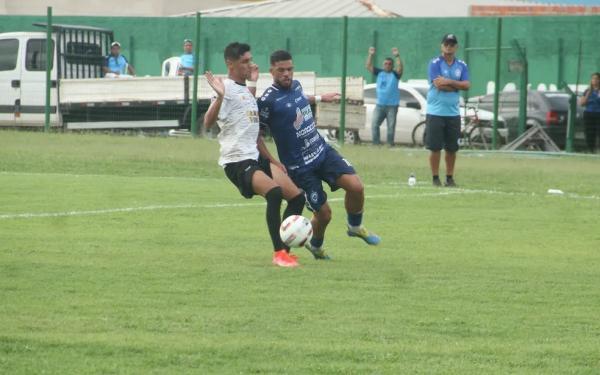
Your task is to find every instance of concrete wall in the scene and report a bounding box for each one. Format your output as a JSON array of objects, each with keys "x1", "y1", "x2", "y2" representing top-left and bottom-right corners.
[{"x1": 1, "y1": 15, "x2": 598, "y2": 95}]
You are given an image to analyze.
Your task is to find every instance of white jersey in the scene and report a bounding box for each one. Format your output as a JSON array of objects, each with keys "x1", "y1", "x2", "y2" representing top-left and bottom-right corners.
[{"x1": 216, "y1": 78, "x2": 260, "y2": 167}]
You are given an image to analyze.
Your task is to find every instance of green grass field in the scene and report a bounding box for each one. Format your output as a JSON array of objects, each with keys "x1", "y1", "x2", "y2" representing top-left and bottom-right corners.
[{"x1": 1, "y1": 130, "x2": 599, "y2": 374}]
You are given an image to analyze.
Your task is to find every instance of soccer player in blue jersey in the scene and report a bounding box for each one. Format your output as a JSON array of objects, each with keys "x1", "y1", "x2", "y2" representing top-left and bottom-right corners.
[
  {"x1": 257, "y1": 50, "x2": 380, "y2": 260},
  {"x1": 425, "y1": 34, "x2": 470, "y2": 187}
]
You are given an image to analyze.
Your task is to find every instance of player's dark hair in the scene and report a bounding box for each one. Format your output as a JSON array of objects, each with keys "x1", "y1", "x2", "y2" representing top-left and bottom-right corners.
[
  {"x1": 224, "y1": 42, "x2": 251, "y2": 61},
  {"x1": 270, "y1": 50, "x2": 292, "y2": 65},
  {"x1": 384, "y1": 57, "x2": 394, "y2": 64}
]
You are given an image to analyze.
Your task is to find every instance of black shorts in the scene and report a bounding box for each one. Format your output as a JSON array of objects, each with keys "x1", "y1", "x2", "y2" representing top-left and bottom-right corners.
[
  {"x1": 224, "y1": 157, "x2": 272, "y2": 199},
  {"x1": 426, "y1": 114, "x2": 461, "y2": 152}
]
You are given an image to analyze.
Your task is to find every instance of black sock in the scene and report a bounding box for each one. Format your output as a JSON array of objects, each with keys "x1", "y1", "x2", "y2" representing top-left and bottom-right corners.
[
  {"x1": 446, "y1": 175, "x2": 453, "y2": 181},
  {"x1": 283, "y1": 192, "x2": 306, "y2": 220},
  {"x1": 265, "y1": 187, "x2": 286, "y2": 251},
  {"x1": 433, "y1": 175, "x2": 440, "y2": 180}
]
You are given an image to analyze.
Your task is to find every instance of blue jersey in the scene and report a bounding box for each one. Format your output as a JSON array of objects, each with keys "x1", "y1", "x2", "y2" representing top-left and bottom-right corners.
[
  {"x1": 258, "y1": 80, "x2": 327, "y2": 172},
  {"x1": 180, "y1": 53, "x2": 194, "y2": 68},
  {"x1": 426, "y1": 56, "x2": 469, "y2": 116},
  {"x1": 584, "y1": 89, "x2": 600, "y2": 113},
  {"x1": 104, "y1": 54, "x2": 128, "y2": 74},
  {"x1": 373, "y1": 67, "x2": 401, "y2": 106}
]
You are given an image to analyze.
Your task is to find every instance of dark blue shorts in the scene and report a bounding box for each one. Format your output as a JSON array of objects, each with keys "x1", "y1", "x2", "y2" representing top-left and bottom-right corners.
[{"x1": 289, "y1": 146, "x2": 356, "y2": 212}]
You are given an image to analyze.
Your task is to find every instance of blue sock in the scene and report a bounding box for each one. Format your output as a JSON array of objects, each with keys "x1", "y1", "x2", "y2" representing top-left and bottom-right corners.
[
  {"x1": 347, "y1": 212, "x2": 363, "y2": 227},
  {"x1": 311, "y1": 237, "x2": 324, "y2": 249}
]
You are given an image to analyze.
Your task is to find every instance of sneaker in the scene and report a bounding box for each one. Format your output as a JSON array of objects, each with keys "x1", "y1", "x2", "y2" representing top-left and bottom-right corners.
[
  {"x1": 444, "y1": 177, "x2": 458, "y2": 187},
  {"x1": 287, "y1": 252, "x2": 299, "y2": 260},
  {"x1": 347, "y1": 225, "x2": 381, "y2": 245},
  {"x1": 432, "y1": 177, "x2": 442, "y2": 187},
  {"x1": 272, "y1": 250, "x2": 299, "y2": 267},
  {"x1": 304, "y1": 243, "x2": 331, "y2": 260}
]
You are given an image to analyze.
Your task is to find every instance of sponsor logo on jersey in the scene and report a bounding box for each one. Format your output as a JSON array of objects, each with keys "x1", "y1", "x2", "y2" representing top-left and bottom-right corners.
[{"x1": 293, "y1": 107, "x2": 303, "y2": 130}]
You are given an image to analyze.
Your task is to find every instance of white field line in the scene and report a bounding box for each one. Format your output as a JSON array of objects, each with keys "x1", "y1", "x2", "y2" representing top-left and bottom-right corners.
[
  {"x1": 1, "y1": 184, "x2": 598, "y2": 222},
  {"x1": 0, "y1": 194, "x2": 401, "y2": 221}
]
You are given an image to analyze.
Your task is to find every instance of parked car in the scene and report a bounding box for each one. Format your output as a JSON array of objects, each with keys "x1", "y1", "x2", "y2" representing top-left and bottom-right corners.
[
  {"x1": 361, "y1": 82, "x2": 505, "y2": 145},
  {"x1": 476, "y1": 90, "x2": 584, "y2": 149}
]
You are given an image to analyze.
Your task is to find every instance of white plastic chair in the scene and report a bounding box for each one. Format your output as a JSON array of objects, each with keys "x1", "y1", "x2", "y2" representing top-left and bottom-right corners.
[{"x1": 162, "y1": 57, "x2": 181, "y2": 77}]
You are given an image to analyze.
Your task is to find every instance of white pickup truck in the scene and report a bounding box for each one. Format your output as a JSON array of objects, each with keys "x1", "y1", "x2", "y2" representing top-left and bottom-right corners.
[{"x1": 0, "y1": 23, "x2": 213, "y2": 130}]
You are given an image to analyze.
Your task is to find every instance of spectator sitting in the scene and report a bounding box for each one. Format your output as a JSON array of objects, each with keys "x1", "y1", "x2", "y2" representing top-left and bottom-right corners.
[
  {"x1": 103, "y1": 41, "x2": 135, "y2": 78},
  {"x1": 178, "y1": 39, "x2": 195, "y2": 76}
]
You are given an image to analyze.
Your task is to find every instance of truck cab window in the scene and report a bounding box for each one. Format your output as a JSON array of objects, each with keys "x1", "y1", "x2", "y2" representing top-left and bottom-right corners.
[
  {"x1": 26, "y1": 39, "x2": 54, "y2": 71},
  {"x1": 0, "y1": 39, "x2": 19, "y2": 71}
]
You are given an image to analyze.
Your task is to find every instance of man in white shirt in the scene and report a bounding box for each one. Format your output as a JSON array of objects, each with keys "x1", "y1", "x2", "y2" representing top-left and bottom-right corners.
[{"x1": 203, "y1": 42, "x2": 305, "y2": 268}]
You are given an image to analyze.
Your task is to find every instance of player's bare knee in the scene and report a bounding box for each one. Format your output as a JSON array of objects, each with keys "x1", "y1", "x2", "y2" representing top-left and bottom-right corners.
[
  {"x1": 347, "y1": 178, "x2": 364, "y2": 195},
  {"x1": 317, "y1": 205, "x2": 332, "y2": 224}
]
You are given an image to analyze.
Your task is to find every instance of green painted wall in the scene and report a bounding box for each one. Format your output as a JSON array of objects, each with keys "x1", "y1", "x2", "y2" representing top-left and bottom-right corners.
[{"x1": 1, "y1": 15, "x2": 598, "y2": 95}]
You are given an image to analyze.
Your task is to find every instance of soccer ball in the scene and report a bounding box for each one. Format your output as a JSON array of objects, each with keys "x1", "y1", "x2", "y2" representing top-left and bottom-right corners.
[{"x1": 279, "y1": 215, "x2": 313, "y2": 248}]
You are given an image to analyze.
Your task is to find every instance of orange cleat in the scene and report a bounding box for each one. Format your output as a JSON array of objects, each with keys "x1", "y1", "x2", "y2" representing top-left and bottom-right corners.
[{"x1": 272, "y1": 249, "x2": 299, "y2": 267}]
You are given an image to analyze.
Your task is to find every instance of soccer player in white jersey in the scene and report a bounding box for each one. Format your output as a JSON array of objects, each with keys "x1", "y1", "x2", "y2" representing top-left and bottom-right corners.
[{"x1": 203, "y1": 42, "x2": 306, "y2": 268}]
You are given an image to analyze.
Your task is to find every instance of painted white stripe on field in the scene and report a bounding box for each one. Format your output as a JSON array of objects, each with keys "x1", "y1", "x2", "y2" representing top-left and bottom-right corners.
[
  {"x1": 1, "y1": 187, "x2": 597, "y2": 222},
  {"x1": 0, "y1": 194, "x2": 398, "y2": 221}
]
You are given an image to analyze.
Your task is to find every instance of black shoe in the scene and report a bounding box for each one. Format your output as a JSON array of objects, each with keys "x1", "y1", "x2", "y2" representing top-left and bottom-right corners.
[
  {"x1": 432, "y1": 177, "x2": 442, "y2": 187},
  {"x1": 444, "y1": 177, "x2": 457, "y2": 187}
]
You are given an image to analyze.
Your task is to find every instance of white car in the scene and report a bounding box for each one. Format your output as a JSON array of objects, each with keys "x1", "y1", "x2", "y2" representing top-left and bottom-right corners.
[{"x1": 361, "y1": 82, "x2": 506, "y2": 146}]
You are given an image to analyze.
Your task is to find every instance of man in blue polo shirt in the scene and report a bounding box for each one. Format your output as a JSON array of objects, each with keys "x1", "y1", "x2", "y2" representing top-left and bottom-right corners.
[
  {"x1": 178, "y1": 39, "x2": 195, "y2": 76},
  {"x1": 366, "y1": 46, "x2": 403, "y2": 146},
  {"x1": 102, "y1": 41, "x2": 135, "y2": 77},
  {"x1": 426, "y1": 34, "x2": 470, "y2": 187}
]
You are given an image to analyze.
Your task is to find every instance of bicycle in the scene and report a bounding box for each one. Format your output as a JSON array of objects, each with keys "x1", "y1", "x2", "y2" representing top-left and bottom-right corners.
[{"x1": 411, "y1": 101, "x2": 505, "y2": 150}]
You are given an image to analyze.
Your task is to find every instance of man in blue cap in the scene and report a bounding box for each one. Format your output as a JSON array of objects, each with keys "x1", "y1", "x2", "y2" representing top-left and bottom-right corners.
[
  {"x1": 102, "y1": 41, "x2": 135, "y2": 77},
  {"x1": 425, "y1": 33, "x2": 470, "y2": 187}
]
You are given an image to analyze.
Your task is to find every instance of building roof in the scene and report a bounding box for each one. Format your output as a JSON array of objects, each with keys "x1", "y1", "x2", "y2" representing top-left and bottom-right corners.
[
  {"x1": 180, "y1": 0, "x2": 398, "y2": 18},
  {"x1": 186, "y1": 0, "x2": 600, "y2": 18}
]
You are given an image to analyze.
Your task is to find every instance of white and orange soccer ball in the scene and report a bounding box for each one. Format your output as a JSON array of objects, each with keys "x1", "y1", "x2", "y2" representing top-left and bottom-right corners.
[{"x1": 279, "y1": 215, "x2": 313, "y2": 248}]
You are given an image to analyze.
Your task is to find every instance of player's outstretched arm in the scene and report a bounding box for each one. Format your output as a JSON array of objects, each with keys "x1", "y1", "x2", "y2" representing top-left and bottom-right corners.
[
  {"x1": 309, "y1": 92, "x2": 340, "y2": 105},
  {"x1": 204, "y1": 71, "x2": 225, "y2": 129},
  {"x1": 247, "y1": 63, "x2": 259, "y2": 97}
]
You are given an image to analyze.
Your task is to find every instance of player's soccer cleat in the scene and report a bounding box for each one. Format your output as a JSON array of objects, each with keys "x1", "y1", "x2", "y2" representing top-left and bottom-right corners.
[
  {"x1": 287, "y1": 252, "x2": 299, "y2": 260},
  {"x1": 347, "y1": 225, "x2": 381, "y2": 245},
  {"x1": 304, "y1": 243, "x2": 331, "y2": 260},
  {"x1": 272, "y1": 250, "x2": 299, "y2": 267},
  {"x1": 444, "y1": 177, "x2": 458, "y2": 187},
  {"x1": 432, "y1": 176, "x2": 442, "y2": 187}
]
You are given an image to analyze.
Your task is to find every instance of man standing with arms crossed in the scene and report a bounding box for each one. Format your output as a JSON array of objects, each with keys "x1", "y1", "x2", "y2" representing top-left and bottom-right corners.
[
  {"x1": 365, "y1": 46, "x2": 403, "y2": 146},
  {"x1": 426, "y1": 34, "x2": 470, "y2": 187},
  {"x1": 258, "y1": 50, "x2": 380, "y2": 260},
  {"x1": 203, "y1": 42, "x2": 306, "y2": 267}
]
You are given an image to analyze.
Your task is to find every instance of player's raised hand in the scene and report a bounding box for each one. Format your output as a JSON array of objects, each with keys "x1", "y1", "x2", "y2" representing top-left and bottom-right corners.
[
  {"x1": 391, "y1": 47, "x2": 399, "y2": 57},
  {"x1": 321, "y1": 92, "x2": 341, "y2": 103},
  {"x1": 249, "y1": 63, "x2": 259, "y2": 82},
  {"x1": 368, "y1": 46, "x2": 375, "y2": 55},
  {"x1": 205, "y1": 71, "x2": 225, "y2": 98}
]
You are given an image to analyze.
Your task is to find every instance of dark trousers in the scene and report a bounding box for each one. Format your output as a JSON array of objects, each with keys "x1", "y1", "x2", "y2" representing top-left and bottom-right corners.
[{"x1": 583, "y1": 111, "x2": 600, "y2": 153}]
